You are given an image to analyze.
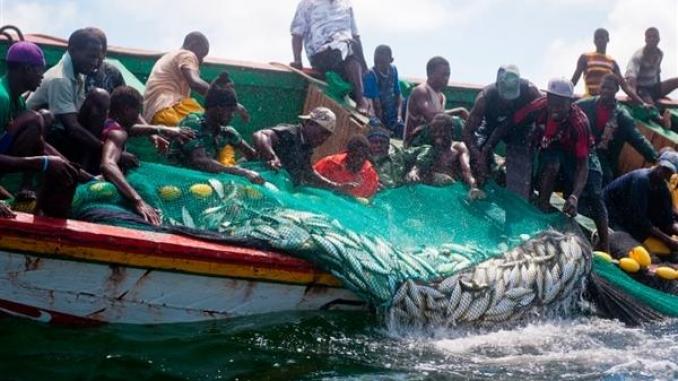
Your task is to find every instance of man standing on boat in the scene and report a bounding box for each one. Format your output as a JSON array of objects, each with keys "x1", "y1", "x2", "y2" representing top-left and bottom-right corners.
[
  {"x1": 290, "y1": 0, "x2": 369, "y2": 114},
  {"x1": 462, "y1": 65, "x2": 541, "y2": 195},
  {"x1": 0, "y1": 42, "x2": 80, "y2": 218},
  {"x1": 253, "y1": 106, "x2": 355, "y2": 193},
  {"x1": 625, "y1": 27, "x2": 678, "y2": 106},
  {"x1": 404, "y1": 56, "x2": 468, "y2": 147},
  {"x1": 575, "y1": 74, "x2": 657, "y2": 186},
  {"x1": 571, "y1": 28, "x2": 645, "y2": 104},
  {"x1": 504, "y1": 78, "x2": 609, "y2": 251}
]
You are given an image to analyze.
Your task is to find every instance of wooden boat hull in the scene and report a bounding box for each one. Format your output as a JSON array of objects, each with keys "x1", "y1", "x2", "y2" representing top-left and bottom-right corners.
[{"x1": 0, "y1": 214, "x2": 364, "y2": 324}]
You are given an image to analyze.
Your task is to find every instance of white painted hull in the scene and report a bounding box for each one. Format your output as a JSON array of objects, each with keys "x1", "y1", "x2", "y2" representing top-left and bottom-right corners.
[{"x1": 0, "y1": 251, "x2": 364, "y2": 325}]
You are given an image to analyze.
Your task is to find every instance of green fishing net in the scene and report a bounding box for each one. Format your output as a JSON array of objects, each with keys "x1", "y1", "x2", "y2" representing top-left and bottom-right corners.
[
  {"x1": 591, "y1": 256, "x2": 678, "y2": 317},
  {"x1": 71, "y1": 161, "x2": 570, "y2": 308}
]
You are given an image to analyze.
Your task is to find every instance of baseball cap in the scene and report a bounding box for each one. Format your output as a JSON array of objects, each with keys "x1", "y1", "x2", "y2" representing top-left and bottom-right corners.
[
  {"x1": 299, "y1": 106, "x2": 336, "y2": 133},
  {"x1": 496, "y1": 65, "x2": 521, "y2": 100},
  {"x1": 546, "y1": 78, "x2": 575, "y2": 98},
  {"x1": 6, "y1": 41, "x2": 46, "y2": 67},
  {"x1": 659, "y1": 150, "x2": 678, "y2": 171}
]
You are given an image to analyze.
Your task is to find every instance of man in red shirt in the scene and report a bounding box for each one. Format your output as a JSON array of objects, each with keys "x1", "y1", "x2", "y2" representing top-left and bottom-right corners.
[
  {"x1": 492, "y1": 78, "x2": 608, "y2": 250},
  {"x1": 314, "y1": 135, "x2": 379, "y2": 198}
]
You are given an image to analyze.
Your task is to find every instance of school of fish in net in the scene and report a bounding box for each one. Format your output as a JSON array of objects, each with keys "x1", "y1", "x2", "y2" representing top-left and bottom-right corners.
[{"x1": 158, "y1": 177, "x2": 593, "y2": 327}]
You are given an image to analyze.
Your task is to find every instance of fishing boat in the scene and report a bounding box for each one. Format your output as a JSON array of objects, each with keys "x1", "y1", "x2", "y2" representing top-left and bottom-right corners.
[{"x1": 0, "y1": 30, "x2": 675, "y2": 326}]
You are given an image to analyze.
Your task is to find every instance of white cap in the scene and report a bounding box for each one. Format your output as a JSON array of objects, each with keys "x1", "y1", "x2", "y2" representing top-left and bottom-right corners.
[
  {"x1": 546, "y1": 78, "x2": 575, "y2": 98},
  {"x1": 299, "y1": 106, "x2": 337, "y2": 133}
]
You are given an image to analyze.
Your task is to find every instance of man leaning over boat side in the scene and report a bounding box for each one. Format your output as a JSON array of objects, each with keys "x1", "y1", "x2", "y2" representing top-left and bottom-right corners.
[
  {"x1": 403, "y1": 113, "x2": 484, "y2": 200},
  {"x1": 575, "y1": 73, "x2": 657, "y2": 186},
  {"x1": 290, "y1": 0, "x2": 370, "y2": 114},
  {"x1": 253, "y1": 106, "x2": 356, "y2": 193},
  {"x1": 172, "y1": 73, "x2": 264, "y2": 184},
  {"x1": 0, "y1": 42, "x2": 80, "y2": 218},
  {"x1": 403, "y1": 56, "x2": 468, "y2": 147},
  {"x1": 462, "y1": 65, "x2": 541, "y2": 196},
  {"x1": 490, "y1": 78, "x2": 610, "y2": 252},
  {"x1": 314, "y1": 134, "x2": 379, "y2": 199},
  {"x1": 367, "y1": 123, "x2": 406, "y2": 190},
  {"x1": 26, "y1": 28, "x2": 137, "y2": 174},
  {"x1": 571, "y1": 28, "x2": 646, "y2": 104}
]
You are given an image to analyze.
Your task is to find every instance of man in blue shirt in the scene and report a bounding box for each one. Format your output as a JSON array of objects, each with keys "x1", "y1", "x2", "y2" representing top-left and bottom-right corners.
[
  {"x1": 604, "y1": 162, "x2": 678, "y2": 251},
  {"x1": 363, "y1": 45, "x2": 403, "y2": 137}
]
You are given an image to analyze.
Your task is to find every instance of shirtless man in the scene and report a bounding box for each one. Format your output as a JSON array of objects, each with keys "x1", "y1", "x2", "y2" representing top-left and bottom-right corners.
[
  {"x1": 404, "y1": 114, "x2": 483, "y2": 199},
  {"x1": 404, "y1": 56, "x2": 468, "y2": 147}
]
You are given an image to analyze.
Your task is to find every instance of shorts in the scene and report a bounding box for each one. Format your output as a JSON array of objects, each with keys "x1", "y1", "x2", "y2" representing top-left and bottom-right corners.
[
  {"x1": 151, "y1": 98, "x2": 204, "y2": 127},
  {"x1": 637, "y1": 83, "x2": 662, "y2": 101},
  {"x1": 309, "y1": 40, "x2": 360, "y2": 77}
]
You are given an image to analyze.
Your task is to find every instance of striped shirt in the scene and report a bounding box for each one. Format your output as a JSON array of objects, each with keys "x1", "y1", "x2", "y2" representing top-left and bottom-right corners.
[{"x1": 582, "y1": 52, "x2": 617, "y2": 96}]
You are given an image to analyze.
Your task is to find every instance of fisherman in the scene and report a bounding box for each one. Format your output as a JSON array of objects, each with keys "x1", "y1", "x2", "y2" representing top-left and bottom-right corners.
[
  {"x1": 100, "y1": 86, "x2": 195, "y2": 225},
  {"x1": 290, "y1": 0, "x2": 369, "y2": 114},
  {"x1": 314, "y1": 134, "x2": 379, "y2": 198},
  {"x1": 26, "y1": 28, "x2": 138, "y2": 172},
  {"x1": 363, "y1": 45, "x2": 404, "y2": 137},
  {"x1": 174, "y1": 73, "x2": 263, "y2": 184},
  {"x1": 404, "y1": 56, "x2": 468, "y2": 147},
  {"x1": 510, "y1": 78, "x2": 609, "y2": 251},
  {"x1": 76, "y1": 88, "x2": 110, "y2": 174},
  {"x1": 575, "y1": 74, "x2": 657, "y2": 185},
  {"x1": 253, "y1": 106, "x2": 354, "y2": 192},
  {"x1": 462, "y1": 65, "x2": 541, "y2": 194},
  {"x1": 404, "y1": 114, "x2": 484, "y2": 199},
  {"x1": 625, "y1": 27, "x2": 678, "y2": 105},
  {"x1": 367, "y1": 124, "x2": 405, "y2": 189},
  {"x1": 604, "y1": 162, "x2": 678, "y2": 253},
  {"x1": 571, "y1": 28, "x2": 646, "y2": 104},
  {"x1": 85, "y1": 27, "x2": 125, "y2": 94},
  {"x1": 0, "y1": 41, "x2": 80, "y2": 218}
]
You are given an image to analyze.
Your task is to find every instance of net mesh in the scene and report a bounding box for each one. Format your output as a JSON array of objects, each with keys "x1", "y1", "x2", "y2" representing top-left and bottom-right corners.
[{"x1": 71, "y1": 161, "x2": 571, "y2": 308}]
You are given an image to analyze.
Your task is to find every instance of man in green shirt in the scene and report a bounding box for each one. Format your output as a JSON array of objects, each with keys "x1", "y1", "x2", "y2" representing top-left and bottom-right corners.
[
  {"x1": 174, "y1": 73, "x2": 263, "y2": 184},
  {"x1": 0, "y1": 41, "x2": 79, "y2": 218},
  {"x1": 575, "y1": 73, "x2": 657, "y2": 185},
  {"x1": 367, "y1": 124, "x2": 405, "y2": 189}
]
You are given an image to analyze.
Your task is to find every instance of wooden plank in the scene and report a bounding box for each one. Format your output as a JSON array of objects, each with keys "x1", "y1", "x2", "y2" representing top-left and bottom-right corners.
[{"x1": 304, "y1": 84, "x2": 368, "y2": 162}]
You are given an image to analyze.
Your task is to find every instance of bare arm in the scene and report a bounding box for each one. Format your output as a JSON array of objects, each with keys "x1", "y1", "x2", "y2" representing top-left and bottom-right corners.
[
  {"x1": 571, "y1": 54, "x2": 586, "y2": 86},
  {"x1": 58, "y1": 113, "x2": 103, "y2": 150},
  {"x1": 563, "y1": 158, "x2": 589, "y2": 217},
  {"x1": 252, "y1": 129, "x2": 280, "y2": 167},
  {"x1": 454, "y1": 142, "x2": 477, "y2": 188},
  {"x1": 100, "y1": 130, "x2": 160, "y2": 225},
  {"x1": 612, "y1": 64, "x2": 647, "y2": 105},
  {"x1": 180, "y1": 67, "x2": 209, "y2": 96},
  {"x1": 463, "y1": 92, "x2": 487, "y2": 157},
  {"x1": 235, "y1": 139, "x2": 257, "y2": 160},
  {"x1": 291, "y1": 34, "x2": 304, "y2": 68}
]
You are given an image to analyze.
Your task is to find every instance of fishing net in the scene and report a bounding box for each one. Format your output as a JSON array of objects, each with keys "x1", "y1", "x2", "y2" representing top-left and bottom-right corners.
[
  {"x1": 70, "y1": 161, "x2": 579, "y2": 311},
  {"x1": 591, "y1": 256, "x2": 678, "y2": 317}
]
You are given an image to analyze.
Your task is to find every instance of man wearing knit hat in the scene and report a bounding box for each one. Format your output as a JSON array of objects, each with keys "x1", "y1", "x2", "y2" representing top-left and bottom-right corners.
[{"x1": 0, "y1": 41, "x2": 79, "y2": 218}]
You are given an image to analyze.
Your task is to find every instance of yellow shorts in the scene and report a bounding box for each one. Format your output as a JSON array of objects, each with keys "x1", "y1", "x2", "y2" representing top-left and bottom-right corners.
[
  {"x1": 151, "y1": 98, "x2": 204, "y2": 126},
  {"x1": 643, "y1": 236, "x2": 672, "y2": 256}
]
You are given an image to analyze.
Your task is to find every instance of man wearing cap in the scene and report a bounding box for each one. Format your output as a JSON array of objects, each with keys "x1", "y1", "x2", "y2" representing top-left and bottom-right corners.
[
  {"x1": 253, "y1": 106, "x2": 354, "y2": 192},
  {"x1": 571, "y1": 28, "x2": 646, "y2": 104},
  {"x1": 498, "y1": 78, "x2": 609, "y2": 251},
  {"x1": 604, "y1": 163, "x2": 678, "y2": 252},
  {"x1": 575, "y1": 73, "x2": 657, "y2": 186},
  {"x1": 463, "y1": 65, "x2": 541, "y2": 194},
  {"x1": 404, "y1": 56, "x2": 469, "y2": 147},
  {"x1": 367, "y1": 124, "x2": 406, "y2": 189},
  {"x1": 0, "y1": 41, "x2": 80, "y2": 218}
]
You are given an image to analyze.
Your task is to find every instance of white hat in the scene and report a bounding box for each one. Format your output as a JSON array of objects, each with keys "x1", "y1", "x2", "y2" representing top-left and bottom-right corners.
[
  {"x1": 546, "y1": 78, "x2": 575, "y2": 98},
  {"x1": 299, "y1": 106, "x2": 337, "y2": 133}
]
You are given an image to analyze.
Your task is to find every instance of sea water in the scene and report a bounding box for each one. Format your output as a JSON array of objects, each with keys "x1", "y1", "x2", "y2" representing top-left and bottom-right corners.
[{"x1": 0, "y1": 313, "x2": 675, "y2": 380}]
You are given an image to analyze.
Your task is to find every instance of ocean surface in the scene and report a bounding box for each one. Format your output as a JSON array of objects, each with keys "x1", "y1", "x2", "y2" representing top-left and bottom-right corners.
[{"x1": 0, "y1": 312, "x2": 675, "y2": 381}]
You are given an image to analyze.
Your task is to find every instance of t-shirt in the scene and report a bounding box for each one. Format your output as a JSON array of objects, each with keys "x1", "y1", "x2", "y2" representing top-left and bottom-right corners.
[
  {"x1": 0, "y1": 75, "x2": 27, "y2": 134},
  {"x1": 175, "y1": 112, "x2": 243, "y2": 161},
  {"x1": 604, "y1": 168, "x2": 673, "y2": 241},
  {"x1": 582, "y1": 52, "x2": 618, "y2": 96},
  {"x1": 26, "y1": 52, "x2": 86, "y2": 117},
  {"x1": 290, "y1": 0, "x2": 358, "y2": 59},
  {"x1": 270, "y1": 124, "x2": 315, "y2": 185},
  {"x1": 86, "y1": 61, "x2": 125, "y2": 94},
  {"x1": 625, "y1": 47, "x2": 662, "y2": 88},
  {"x1": 513, "y1": 96, "x2": 593, "y2": 160},
  {"x1": 363, "y1": 65, "x2": 401, "y2": 128},
  {"x1": 143, "y1": 49, "x2": 201, "y2": 121},
  {"x1": 314, "y1": 152, "x2": 379, "y2": 198}
]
